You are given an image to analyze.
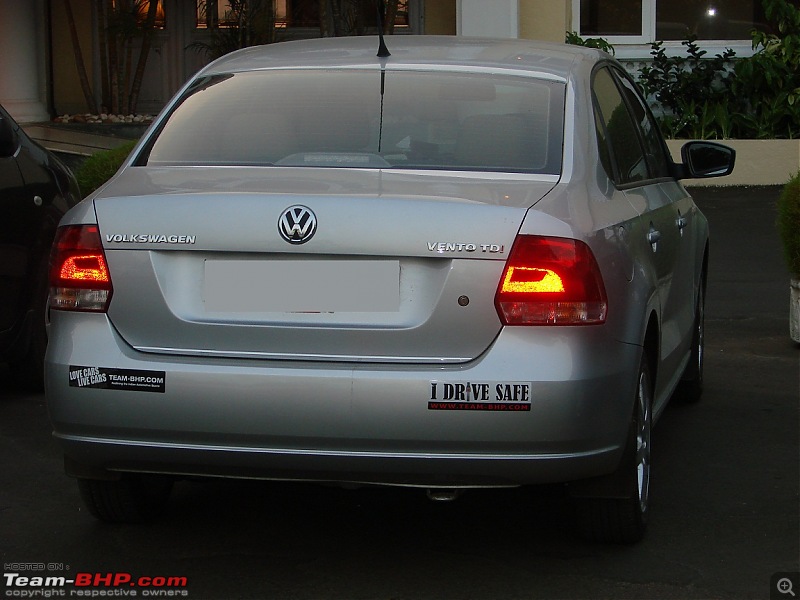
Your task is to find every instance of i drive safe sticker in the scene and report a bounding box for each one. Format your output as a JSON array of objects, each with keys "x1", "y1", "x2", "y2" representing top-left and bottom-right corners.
[
  {"x1": 428, "y1": 381, "x2": 531, "y2": 411},
  {"x1": 69, "y1": 365, "x2": 166, "y2": 393}
]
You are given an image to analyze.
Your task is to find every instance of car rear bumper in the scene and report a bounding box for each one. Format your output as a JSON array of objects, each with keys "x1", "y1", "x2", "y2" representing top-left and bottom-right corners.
[{"x1": 46, "y1": 312, "x2": 641, "y2": 487}]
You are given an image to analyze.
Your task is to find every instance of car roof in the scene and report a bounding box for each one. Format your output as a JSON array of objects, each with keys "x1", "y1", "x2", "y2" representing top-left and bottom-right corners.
[{"x1": 200, "y1": 35, "x2": 605, "y2": 82}]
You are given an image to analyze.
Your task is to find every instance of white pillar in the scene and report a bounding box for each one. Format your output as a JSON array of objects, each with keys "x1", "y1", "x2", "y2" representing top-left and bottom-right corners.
[
  {"x1": 457, "y1": 0, "x2": 519, "y2": 38},
  {"x1": 0, "y1": 0, "x2": 49, "y2": 122}
]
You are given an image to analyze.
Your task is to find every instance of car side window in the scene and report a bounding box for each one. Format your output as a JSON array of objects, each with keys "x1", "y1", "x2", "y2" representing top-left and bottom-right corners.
[
  {"x1": 593, "y1": 104, "x2": 614, "y2": 180},
  {"x1": 0, "y1": 110, "x2": 20, "y2": 158},
  {"x1": 591, "y1": 67, "x2": 649, "y2": 186},
  {"x1": 612, "y1": 69, "x2": 672, "y2": 180}
]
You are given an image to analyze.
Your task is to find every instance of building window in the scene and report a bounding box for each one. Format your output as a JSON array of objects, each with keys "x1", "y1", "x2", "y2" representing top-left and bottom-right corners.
[
  {"x1": 196, "y1": 1, "x2": 410, "y2": 31},
  {"x1": 196, "y1": 0, "x2": 293, "y2": 28},
  {"x1": 123, "y1": 0, "x2": 166, "y2": 29},
  {"x1": 573, "y1": 0, "x2": 799, "y2": 57},
  {"x1": 656, "y1": 0, "x2": 773, "y2": 40},
  {"x1": 580, "y1": 0, "x2": 644, "y2": 38}
]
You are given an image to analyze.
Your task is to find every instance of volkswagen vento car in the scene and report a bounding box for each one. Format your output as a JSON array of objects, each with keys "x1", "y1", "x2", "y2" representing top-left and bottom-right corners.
[
  {"x1": 0, "y1": 103, "x2": 80, "y2": 389},
  {"x1": 45, "y1": 36, "x2": 734, "y2": 542}
]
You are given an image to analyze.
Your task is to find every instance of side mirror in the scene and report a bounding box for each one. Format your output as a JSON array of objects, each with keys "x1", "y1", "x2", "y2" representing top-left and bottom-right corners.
[
  {"x1": 0, "y1": 115, "x2": 19, "y2": 157},
  {"x1": 679, "y1": 141, "x2": 735, "y2": 179}
]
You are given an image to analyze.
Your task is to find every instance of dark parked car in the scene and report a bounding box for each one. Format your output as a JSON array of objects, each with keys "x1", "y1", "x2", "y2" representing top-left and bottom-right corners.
[{"x1": 0, "y1": 104, "x2": 80, "y2": 388}]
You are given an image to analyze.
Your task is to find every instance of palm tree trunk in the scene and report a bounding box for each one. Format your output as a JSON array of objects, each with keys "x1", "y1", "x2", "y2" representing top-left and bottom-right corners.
[
  {"x1": 63, "y1": 0, "x2": 98, "y2": 113},
  {"x1": 384, "y1": 0, "x2": 399, "y2": 34},
  {"x1": 104, "y1": 0, "x2": 120, "y2": 114},
  {"x1": 330, "y1": 0, "x2": 342, "y2": 36},
  {"x1": 319, "y1": 0, "x2": 331, "y2": 36},
  {"x1": 95, "y1": 0, "x2": 110, "y2": 112},
  {"x1": 128, "y1": 0, "x2": 160, "y2": 114},
  {"x1": 122, "y1": 38, "x2": 133, "y2": 115}
]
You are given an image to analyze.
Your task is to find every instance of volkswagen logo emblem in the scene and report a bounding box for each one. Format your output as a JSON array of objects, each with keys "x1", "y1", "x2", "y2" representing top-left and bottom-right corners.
[{"x1": 278, "y1": 205, "x2": 317, "y2": 245}]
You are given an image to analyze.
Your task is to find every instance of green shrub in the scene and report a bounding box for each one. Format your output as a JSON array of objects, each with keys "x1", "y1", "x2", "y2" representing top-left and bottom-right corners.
[
  {"x1": 638, "y1": 38, "x2": 736, "y2": 139},
  {"x1": 778, "y1": 171, "x2": 800, "y2": 278},
  {"x1": 75, "y1": 139, "x2": 138, "y2": 197},
  {"x1": 732, "y1": 0, "x2": 800, "y2": 139},
  {"x1": 566, "y1": 0, "x2": 800, "y2": 140},
  {"x1": 565, "y1": 31, "x2": 615, "y2": 55}
]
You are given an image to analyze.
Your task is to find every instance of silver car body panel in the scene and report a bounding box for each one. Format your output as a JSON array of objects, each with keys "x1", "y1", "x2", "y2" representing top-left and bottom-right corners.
[{"x1": 48, "y1": 309, "x2": 639, "y2": 486}]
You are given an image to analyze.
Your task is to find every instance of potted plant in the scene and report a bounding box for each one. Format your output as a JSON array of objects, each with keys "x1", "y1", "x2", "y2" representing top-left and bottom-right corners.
[{"x1": 777, "y1": 171, "x2": 800, "y2": 343}]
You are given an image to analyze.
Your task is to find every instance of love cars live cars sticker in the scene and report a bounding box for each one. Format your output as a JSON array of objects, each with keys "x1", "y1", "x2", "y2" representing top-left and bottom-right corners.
[
  {"x1": 428, "y1": 381, "x2": 531, "y2": 411},
  {"x1": 69, "y1": 366, "x2": 166, "y2": 393}
]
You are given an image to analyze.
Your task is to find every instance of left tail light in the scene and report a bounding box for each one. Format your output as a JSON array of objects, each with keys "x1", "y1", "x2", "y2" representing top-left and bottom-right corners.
[{"x1": 49, "y1": 224, "x2": 112, "y2": 312}]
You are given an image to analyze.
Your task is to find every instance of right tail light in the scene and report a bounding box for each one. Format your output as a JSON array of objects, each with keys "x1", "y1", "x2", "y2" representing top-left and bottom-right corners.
[{"x1": 495, "y1": 235, "x2": 607, "y2": 325}]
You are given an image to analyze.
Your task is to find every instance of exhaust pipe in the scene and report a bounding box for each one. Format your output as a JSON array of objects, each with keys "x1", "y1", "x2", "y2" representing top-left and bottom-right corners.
[{"x1": 426, "y1": 488, "x2": 462, "y2": 502}]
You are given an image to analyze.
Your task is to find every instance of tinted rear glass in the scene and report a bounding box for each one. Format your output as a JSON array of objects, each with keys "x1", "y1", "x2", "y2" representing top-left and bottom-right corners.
[{"x1": 144, "y1": 69, "x2": 564, "y2": 174}]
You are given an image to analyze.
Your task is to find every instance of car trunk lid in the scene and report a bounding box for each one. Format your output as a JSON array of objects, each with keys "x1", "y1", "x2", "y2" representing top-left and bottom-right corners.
[{"x1": 94, "y1": 167, "x2": 559, "y2": 363}]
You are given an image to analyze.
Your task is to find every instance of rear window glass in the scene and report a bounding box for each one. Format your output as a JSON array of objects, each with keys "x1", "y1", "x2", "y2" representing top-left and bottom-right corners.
[{"x1": 143, "y1": 69, "x2": 564, "y2": 174}]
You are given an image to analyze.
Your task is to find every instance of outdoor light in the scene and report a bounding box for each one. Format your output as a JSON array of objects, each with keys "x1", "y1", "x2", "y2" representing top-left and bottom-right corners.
[{"x1": 706, "y1": 6, "x2": 718, "y2": 17}]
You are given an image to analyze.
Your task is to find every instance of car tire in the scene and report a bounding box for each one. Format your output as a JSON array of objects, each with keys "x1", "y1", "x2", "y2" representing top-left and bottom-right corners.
[
  {"x1": 574, "y1": 355, "x2": 652, "y2": 544},
  {"x1": 675, "y1": 281, "x2": 705, "y2": 403},
  {"x1": 10, "y1": 256, "x2": 49, "y2": 391},
  {"x1": 77, "y1": 475, "x2": 174, "y2": 523}
]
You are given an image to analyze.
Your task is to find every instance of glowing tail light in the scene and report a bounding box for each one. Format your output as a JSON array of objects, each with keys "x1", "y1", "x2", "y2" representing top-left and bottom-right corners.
[
  {"x1": 495, "y1": 235, "x2": 607, "y2": 325},
  {"x1": 49, "y1": 225, "x2": 113, "y2": 312}
]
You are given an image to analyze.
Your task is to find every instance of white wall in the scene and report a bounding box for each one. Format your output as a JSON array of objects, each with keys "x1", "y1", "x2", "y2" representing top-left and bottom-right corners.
[
  {"x1": 0, "y1": 0, "x2": 49, "y2": 122},
  {"x1": 457, "y1": 0, "x2": 519, "y2": 38}
]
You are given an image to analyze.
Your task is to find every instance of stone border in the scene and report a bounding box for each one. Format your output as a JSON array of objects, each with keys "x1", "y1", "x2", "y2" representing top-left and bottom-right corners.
[{"x1": 53, "y1": 113, "x2": 154, "y2": 125}]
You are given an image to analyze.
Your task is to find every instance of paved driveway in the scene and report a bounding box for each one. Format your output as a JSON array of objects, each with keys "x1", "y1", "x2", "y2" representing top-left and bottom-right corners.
[{"x1": 1, "y1": 186, "x2": 797, "y2": 600}]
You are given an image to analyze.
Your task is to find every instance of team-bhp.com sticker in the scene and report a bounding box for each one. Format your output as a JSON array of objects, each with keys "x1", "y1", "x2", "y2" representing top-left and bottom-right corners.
[
  {"x1": 68, "y1": 366, "x2": 166, "y2": 394},
  {"x1": 4, "y1": 571, "x2": 188, "y2": 597}
]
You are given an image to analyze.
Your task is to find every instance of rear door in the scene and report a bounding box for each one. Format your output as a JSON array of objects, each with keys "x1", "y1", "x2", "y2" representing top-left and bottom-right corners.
[
  {"x1": 612, "y1": 70, "x2": 697, "y2": 385},
  {"x1": 592, "y1": 65, "x2": 695, "y2": 398}
]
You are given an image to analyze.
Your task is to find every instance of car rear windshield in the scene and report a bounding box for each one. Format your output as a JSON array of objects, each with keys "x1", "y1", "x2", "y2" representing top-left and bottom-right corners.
[{"x1": 142, "y1": 69, "x2": 564, "y2": 174}]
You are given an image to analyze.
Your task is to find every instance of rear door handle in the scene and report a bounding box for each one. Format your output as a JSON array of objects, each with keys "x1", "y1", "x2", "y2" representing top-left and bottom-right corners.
[
  {"x1": 647, "y1": 226, "x2": 661, "y2": 251},
  {"x1": 647, "y1": 230, "x2": 661, "y2": 244}
]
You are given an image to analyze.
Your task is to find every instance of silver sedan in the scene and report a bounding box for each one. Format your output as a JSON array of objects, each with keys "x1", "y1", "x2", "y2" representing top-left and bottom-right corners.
[{"x1": 45, "y1": 36, "x2": 734, "y2": 542}]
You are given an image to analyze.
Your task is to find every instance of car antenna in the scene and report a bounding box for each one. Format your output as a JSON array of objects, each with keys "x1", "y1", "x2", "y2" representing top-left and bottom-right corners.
[{"x1": 376, "y1": 0, "x2": 391, "y2": 58}]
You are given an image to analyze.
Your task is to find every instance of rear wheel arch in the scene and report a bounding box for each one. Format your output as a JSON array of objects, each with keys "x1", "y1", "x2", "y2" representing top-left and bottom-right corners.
[
  {"x1": 676, "y1": 253, "x2": 708, "y2": 403},
  {"x1": 699, "y1": 241, "x2": 710, "y2": 297},
  {"x1": 699, "y1": 242, "x2": 709, "y2": 302},
  {"x1": 642, "y1": 311, "x2": 660, "y2": 393},
  {"x1": 566, "y1": 311, "x2": 658, "y2": 498},
  {"x1": 571, "y1": 352, "x2": 653, "y2": 543}
]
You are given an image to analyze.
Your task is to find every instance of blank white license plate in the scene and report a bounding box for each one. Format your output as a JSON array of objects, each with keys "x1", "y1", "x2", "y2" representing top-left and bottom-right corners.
[{"x1": 204, "y1": 259, "x2": 400, "y2": 313}]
